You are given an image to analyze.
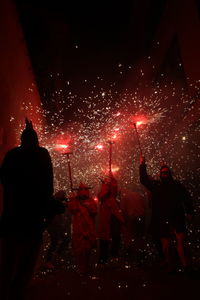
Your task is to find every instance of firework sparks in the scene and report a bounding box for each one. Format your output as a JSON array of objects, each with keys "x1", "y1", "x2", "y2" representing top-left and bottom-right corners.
[
  {"x1": 15, "y1": 74, "x2": 199, "y2": 201},
  {"x1": 15, "y1": 71, "x2": 200, "y2": 276}
]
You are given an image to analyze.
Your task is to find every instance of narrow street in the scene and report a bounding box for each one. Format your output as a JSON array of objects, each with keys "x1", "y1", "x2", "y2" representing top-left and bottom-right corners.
[{"x1": 28, "y1": 248, "x2": 200, "y2": 300}]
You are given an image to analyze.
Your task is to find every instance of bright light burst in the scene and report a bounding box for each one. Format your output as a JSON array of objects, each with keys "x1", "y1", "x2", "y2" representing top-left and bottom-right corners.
[
  {"x1": 15, "y1": 76, "x2": 199, "y2": 201},
  {"x1": 14, "y1": 71, "x2": 200, "y2": 272}
]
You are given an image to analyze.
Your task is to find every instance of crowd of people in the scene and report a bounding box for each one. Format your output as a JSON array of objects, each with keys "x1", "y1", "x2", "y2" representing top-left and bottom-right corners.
[{"x1": 0, "y1": 119, "x2": 195, "y2": 299}]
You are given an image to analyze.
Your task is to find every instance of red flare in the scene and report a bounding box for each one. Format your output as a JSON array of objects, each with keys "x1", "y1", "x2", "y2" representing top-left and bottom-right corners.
[
  {"x1": 95, "y1": 144, "x2": 104, "y2": 150},
  {"x1": 136, "y1": 121, "x2": 143, "y2": 126}
]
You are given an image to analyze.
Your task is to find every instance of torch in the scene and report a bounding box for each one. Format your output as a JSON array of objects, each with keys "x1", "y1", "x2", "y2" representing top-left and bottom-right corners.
[
  {"x1": 108, "y1": 140, "x2": 114, "y2": 176},
  {"x1": 95, "y1": 139, "x2": 115, "y2": 177},
  {"x1": 133, "y1": 122, "x2": 143, "y2": 156},
  {"x1": 63, "y1": 152, "x2": 73, "y2": 192}
]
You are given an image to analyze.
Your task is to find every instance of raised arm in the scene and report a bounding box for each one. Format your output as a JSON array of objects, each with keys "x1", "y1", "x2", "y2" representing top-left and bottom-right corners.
[{"x1": 139, "y1": 156, "x2": 154, "y2": 191}]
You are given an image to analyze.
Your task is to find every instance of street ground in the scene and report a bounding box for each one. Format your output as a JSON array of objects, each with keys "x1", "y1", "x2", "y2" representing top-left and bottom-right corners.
[{"x1": 27, "y1": 244, "x2": 200, "y2": 300}]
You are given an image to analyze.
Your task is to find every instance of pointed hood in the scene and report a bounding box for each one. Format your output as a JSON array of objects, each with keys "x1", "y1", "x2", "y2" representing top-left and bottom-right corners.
[{"x1": 20, "y1": 118, "x2": 39, "y2": 148}]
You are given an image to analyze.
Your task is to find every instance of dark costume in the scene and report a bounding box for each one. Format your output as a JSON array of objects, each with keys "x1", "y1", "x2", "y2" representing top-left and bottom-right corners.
[
  {"x1": 139, "y1": 163, "x2": 193, "y2": 238},
  {"x1": 120, "y1": 189, "x2": 146, "y2": 263},
  {"x1": 68, "y1": 183, "x2": 97, "y2": 274},
  {"x1": 98, "y1": 177, "x2": 124, "y2": 264},
  {"x1": 0, "y1": 119, "x2": 54, "y2": 299}
]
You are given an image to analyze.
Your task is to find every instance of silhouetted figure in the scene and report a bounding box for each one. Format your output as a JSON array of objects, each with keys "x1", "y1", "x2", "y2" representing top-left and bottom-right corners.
[
  {"x1": 68, "y1": 183, "x2": 97, "y2": 275},
  {"x1": 120, "y1": 189, "x2": 146, "y2": 264},
  {"x1": 139, "y1": 156, "x2": 194, "y2": 272},
  {"x1": 0, "y1": 119, "x2": 54, "y2": 300},
  {"x1": 45, "y1": 190, "x2": 71, "y2": 269},
  {"x1": 147, "y1": 189, "x2": 164, "y2": 261},
  {"x1": 98, "y1": 175, "x2": 124, "y2": 264}
]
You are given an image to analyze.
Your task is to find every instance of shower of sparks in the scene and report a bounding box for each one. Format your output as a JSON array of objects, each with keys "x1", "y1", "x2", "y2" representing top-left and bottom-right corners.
[
  {"x1": 15, "y1": 76, "x2": 200, "y2": 202},
  {"x1": 16, "y1": 69, "x2": 200, "y2": 278}
]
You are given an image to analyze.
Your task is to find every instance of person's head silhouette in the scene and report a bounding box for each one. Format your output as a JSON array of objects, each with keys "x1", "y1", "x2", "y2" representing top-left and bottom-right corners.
[{"x1": 20, "y1": 118, "x2": 39, "y2": 148}]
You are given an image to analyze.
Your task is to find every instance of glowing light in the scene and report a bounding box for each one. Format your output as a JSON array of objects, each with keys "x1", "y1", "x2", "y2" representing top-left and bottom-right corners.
[
  {"x1": 131, "y1": 115, "x2": 148, "y2": 128},
  {"x1": 112, "y1": 166, "x2": 120, "y2": 173},
  {"x1": 112, "y1": 134, "x2": 118, "y2": 140},
  {"x1": 56, "y1": 144, "x2": 69, "y2": 149},
  {"x1": 104, "y1": 166, "x2": 119, "y2": 175},
  {"x1": 95, "y1": 144, "x2": 104, "y2": 150},
  {"x1": 54, "y1": 143, "x2": 70, "y2": 154},
  {"x1": 94, "y1": 196, "x2": 98, "y2": 202},
  {"x1": 136, "y1": 121, "x2": 143, "y2": 127}
]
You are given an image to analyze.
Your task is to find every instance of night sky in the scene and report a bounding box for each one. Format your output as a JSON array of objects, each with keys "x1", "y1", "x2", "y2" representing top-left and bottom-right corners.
[{"x1": 15, "y1": 0, "x2": 167, "y2": 97}]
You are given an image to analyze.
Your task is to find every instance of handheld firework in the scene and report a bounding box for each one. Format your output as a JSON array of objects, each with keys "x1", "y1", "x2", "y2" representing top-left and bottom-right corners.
[
  {"x1": 63, "y1": 152, "x2": 73, "y2": 192},
  {"x1": 108, "y1": 140, "x2": 114, "y2": 177},
  {"x1": 133, "y1": 122, "x2": 143, "y2": 156}
]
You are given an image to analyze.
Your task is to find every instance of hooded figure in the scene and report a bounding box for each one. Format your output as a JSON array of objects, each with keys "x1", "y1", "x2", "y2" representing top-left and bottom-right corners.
[
  {"x1": 20, "y1": 118, "x2": 39, "y2": 148},
  {"x1": 139, "y1": 156, "x2": 193, "y2": 271},
  {"x1": 0, "y1": 118, "x2": 54, "y2": 235},
  {"x1": 97, "y1": 175, "x2": 124, "y2": 264},
  {"x1": 0, "y1": 118, "x2": 54, "y2": 299},
  {"x1": 67, "y1": 182, "x2": 97, "y2": 274}
]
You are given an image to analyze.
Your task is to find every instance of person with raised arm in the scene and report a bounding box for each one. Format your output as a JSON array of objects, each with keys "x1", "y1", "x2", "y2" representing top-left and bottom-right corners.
[{"x1": 139, "y1": 155, "x2": 194, "y2": 273}]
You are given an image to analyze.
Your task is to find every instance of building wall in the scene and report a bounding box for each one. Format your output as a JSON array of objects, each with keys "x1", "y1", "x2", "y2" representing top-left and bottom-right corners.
[{"x1": 0, "y1": 0, "x2": 42, "y2": 212}]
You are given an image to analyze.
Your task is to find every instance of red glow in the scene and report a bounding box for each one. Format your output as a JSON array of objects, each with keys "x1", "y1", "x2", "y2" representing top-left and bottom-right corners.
[
  {"x1": 54, "y1": 136, "x2": 71, "y2": 153},
  {"x1": 136, "y1": 121, "x2": 143, "y2": 126},
  {"x1": 52, "y1": 132, "x2": 72, "y2": 154},
  {"x1": 111, "y1": 166, "x2": 120, "y2": 173},
  {"x1": 54, "y1": 143, "x2": 70, "y2": 153},
  {"x1": 104, "y1": 166, "x2": 119, "y2": 175},
  {"x1": 94, "y1": 196, "x2": 98, "y2": 202},
  {"x1": 110, "y1": 129, "x2": 120, "y2": 140},
  {"x1": 130, "y1": 115, "x2": 148, "y2": 128},
  {"x1": 112, "y1": 134, "x2": 118, "y2": 140},
  {"x1": 56, "y1": 144, "x2": 69, "y2": 149},
  {"x1": 95, "y1": 144, "x2": 104, "y2": 150}
]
